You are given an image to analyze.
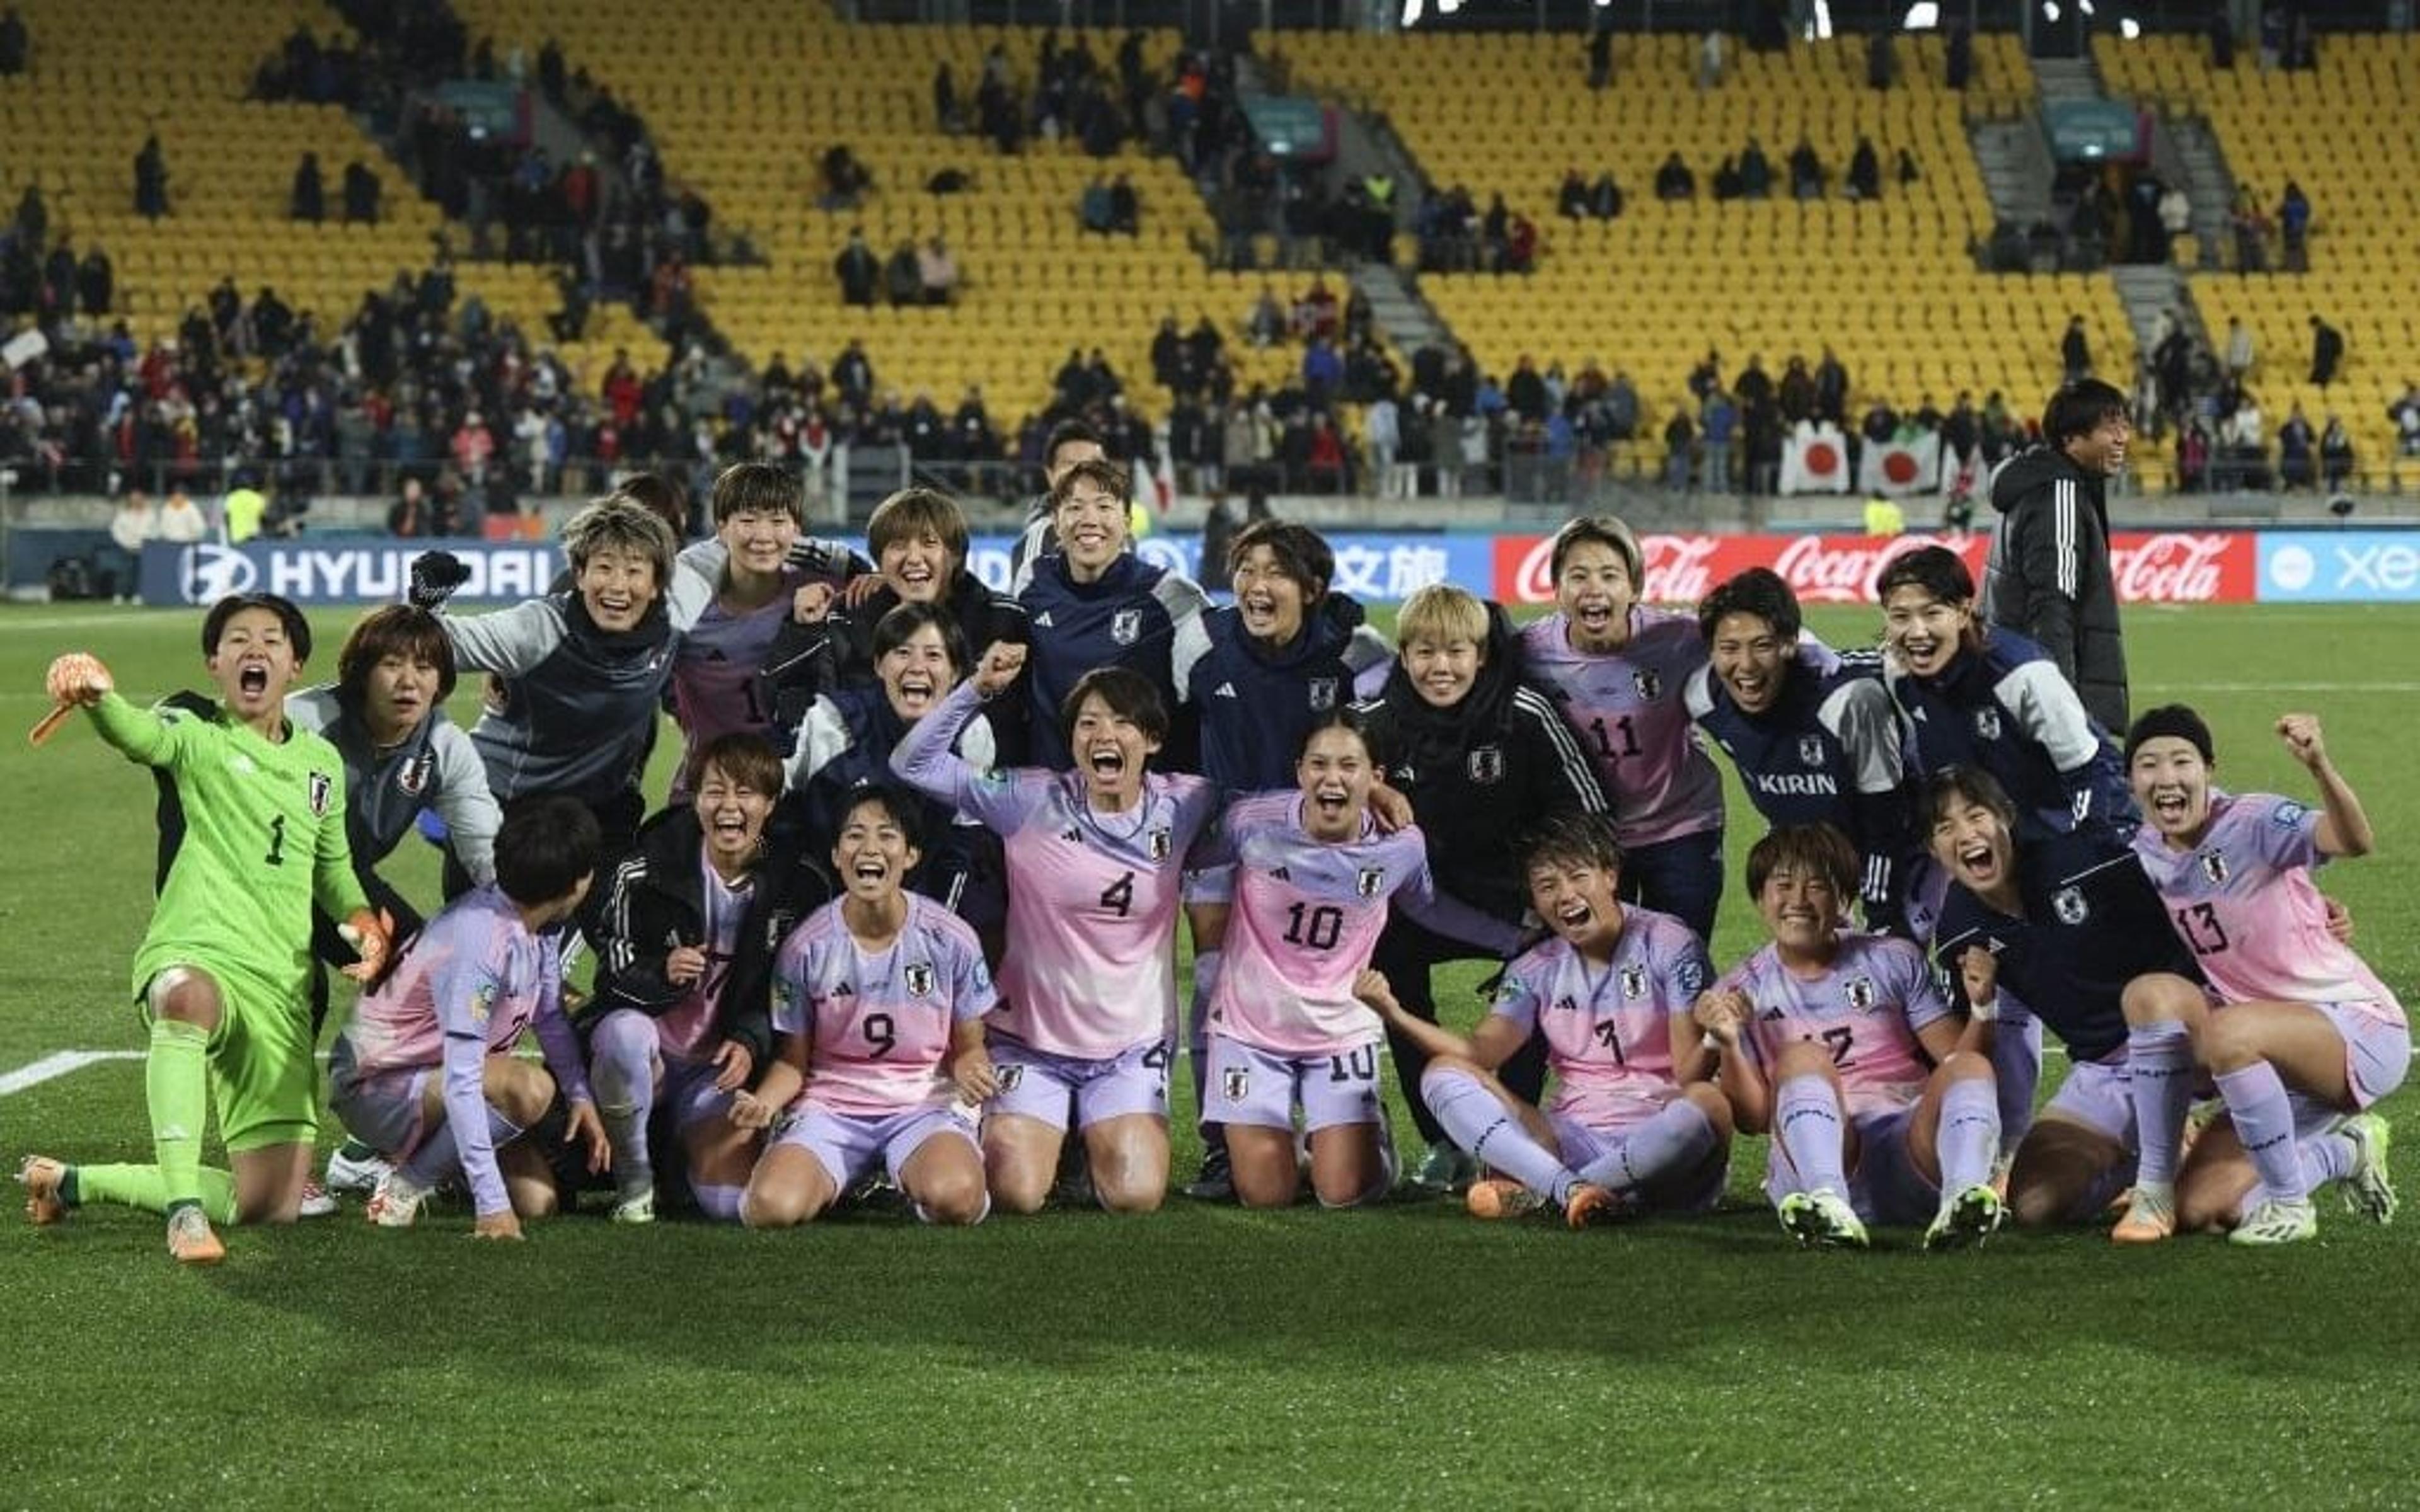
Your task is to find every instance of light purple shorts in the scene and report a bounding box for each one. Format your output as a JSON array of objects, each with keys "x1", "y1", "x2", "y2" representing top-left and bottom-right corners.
[
  {"x1": 2320, "y1": 1001, "x2": 2411, "y2": 1111},
  {"x1": 1548, "y1": 1101, "x2": 1727, "y2": 1214},
  {"x1": 987, "y1": 1034, "x2": 1172, "y2": 1132},
  {"x1": 329, "y1": 1064, "x2": 432, "y2": 1162},
  {"x1": 1765, "y1": 1099, "x2": 1938, "y2": 1226},
  {"x1": 657, "y1": 1054, "x2": 736, "y2": 1132},
  {"x1": 1205, "y1": 1034, "x2": 1386, "y2": 1134},
  {"x1": 775, "y1": 1102, "x2": 978, "y2": 1191},
  {"x1": 2040, "y1": 1053, "x2": 2137, "y2": 1147},
  {"x1": 1180, "y1": 862, "x2": 1235, "y2": 907}
]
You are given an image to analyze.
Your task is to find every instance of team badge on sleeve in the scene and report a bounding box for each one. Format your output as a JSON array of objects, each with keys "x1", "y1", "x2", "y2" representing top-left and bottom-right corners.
[
  {"x1": 1845, "y1": 976, "x2": 1877, "y2": 1011},
  {"x1": 1467, "y1": 746, "x2": 1504, "y2": 784},
  {"x1": 1110, "y1": 609, "x2": 1143, "y2": 646},
  {"x1": 2199, "y1": 851, "x2": 2230, "y2": 885},
  {"x1": 1675, "y1": 957, "x2": 1710, "y2": 995},
  {"x1": 1307, "y1": 677, "x2": 1338, "y2": 711},
  {"x1": 308, "y1": 771, "x2": 334, "y2": 817},
  {"x1": 1632, "y1": 668, "x2": 1662, "y2": 701},
  {"x1": 2273, "y1": 801, "x2": 2309, "y2": 828},
  {"x1": 1797, "y1": 735, "x2": 1827, "y2": 768},
  {"x1": 1356, "y1": 867, "x2": 1386, "y2": 897},
  {"x1": 905, "y1": 963, "x2": 935, "y2": 997},
  {"x1": 1972, "y1": 707, "x2": 2003, "y2": 741},
  {"x1": 2052, "y1": 886, "x2": 2090, "y2": 925},
  {"x1": 1222, "y1": 1067, "x2": 1250, "y2": 1102},
  {"x1": 470, "y1": 980, "x2": 498, "y2": 1028}
]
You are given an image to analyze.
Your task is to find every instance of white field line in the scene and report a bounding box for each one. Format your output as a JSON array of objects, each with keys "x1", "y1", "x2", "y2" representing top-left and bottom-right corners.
[{"x1": 0, "y1": 1050, "x2": 142, "y2": 1096}]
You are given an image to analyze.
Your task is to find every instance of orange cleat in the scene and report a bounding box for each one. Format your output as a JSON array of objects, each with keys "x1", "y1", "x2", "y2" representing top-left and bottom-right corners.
[
  {"x1": 165, "y1": 1205, "x2": 225, "y2": 1266},
  {"x1": 1565, "y1": 1183, "x2": 1632, "y2": 1230},
  {"x1": 1465, "y1": 1177, "x2": 1544, "y2": 1221}
]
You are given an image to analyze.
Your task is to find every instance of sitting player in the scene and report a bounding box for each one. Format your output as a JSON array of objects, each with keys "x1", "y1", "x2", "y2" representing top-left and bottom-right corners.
[
  {"x1": 2114, "y1": 706, "x2": 2400, "y2": 1246},
  {"x1": 1202, "y1": 711, "x2": 1524, "y2": 1210},
  {"x1": 737, "y1": 788, "x2": 995, "y2": 1227},
  {"x1": 1923, "y1": 765, "x2": 2205, "y2": 1228},
  {"x1": 20, "y1": 597, "x2": 389, "y2": 1263},
  {"x1": 589, "y1": 733, "x2": 835, "y2": 1223},
  {"x1": 896, "y1": 647, "x2": 1219, "y2": 1213},
  {"x1": 1693, "y1": 824, "x2": 2002, "y2": 1251},
  {"x1": 1354, "y1": 814, "x2": 1731, "y2": 1228},
  {"x1": 328, "y1": 797, "x2": 609, "y2": 1235}
]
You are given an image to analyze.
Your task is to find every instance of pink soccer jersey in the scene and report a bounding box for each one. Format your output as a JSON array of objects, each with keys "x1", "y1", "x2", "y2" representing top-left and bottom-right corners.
[
  {"x1": 894, "y1": 682, "x2": 1221, "y2": 1058},
  {"x1": 771, "y1": 893, "x2": 996, "y2": 1116},
  {"x1": 652, "y1": 856, "x2": 758, "y2": 1058},
  {"x1": 1522, "y1": 607, "x2": 1724, "y2": 849},
  {"x1": 1487, "y1": 907, "x2": 1713, "y2": 1125},
  {"x1": 670, "y1": 569, "x2": 808, "y2": 762},
  {"x1": 340, "y1": 885, "x2": 585, "y2": 1091},
  {"x1": 1209, "y1": 792, "x2": 1523, "y2": 1057},
  {"x1": 1720, "y1": 932, "x2": 1951, "y2": 1111},
  {"x1": 2133, "y1": 791, "x2": 2404, "y2": 1023}
]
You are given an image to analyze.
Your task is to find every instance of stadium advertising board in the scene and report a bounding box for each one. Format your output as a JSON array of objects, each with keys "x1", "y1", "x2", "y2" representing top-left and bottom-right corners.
[
  {"x1": 141, "y1": 539, "x2": 564, "y2": 606},
  {"x1": 2256, "y1": 532, "x2": 2420, "y2": 603},
  {"x1": 137, "y1": 530, "x2": 2292, "y2": 607},
  {"x1": 1492, "y1": 531, "x2": 2257, "y2": 607}
]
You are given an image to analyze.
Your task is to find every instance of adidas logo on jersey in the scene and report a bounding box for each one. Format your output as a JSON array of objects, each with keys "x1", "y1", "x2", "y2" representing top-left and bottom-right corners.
[
  {"x1": 1269, "y1": 866, "x2": 1291, "y2": 881},
  {"x1": 1033, "y1": 612, "x2": 1055, "y2": 628},
  {"x1": 1214, "y1": 682, "x2": 1239, "y2": 698}
]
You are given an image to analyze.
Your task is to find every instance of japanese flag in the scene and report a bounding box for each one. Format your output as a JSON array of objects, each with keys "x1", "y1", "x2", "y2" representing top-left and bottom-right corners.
[
  {"x1": 1857, "y1": 430, "x2": 1943, "y2": 496},
  {"x1": 1780, "y1": 423, "x2": 1851, "y2": 495}
]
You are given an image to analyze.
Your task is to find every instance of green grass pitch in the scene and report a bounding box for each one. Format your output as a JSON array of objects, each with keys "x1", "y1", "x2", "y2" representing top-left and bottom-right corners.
[{"x1": 2, "y1": 599, "x2": 2418, "y2": 1509}]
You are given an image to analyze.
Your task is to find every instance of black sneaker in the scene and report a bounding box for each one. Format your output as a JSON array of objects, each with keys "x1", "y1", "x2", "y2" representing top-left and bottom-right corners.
[{"x1": 1183, "y1": 1147, "x2": 1235, "y2": 1201}]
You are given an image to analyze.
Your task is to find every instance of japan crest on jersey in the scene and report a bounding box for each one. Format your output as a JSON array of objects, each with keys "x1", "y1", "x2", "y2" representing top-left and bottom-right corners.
[
  {"x1": 1973, "y1": 706, "x2": 2003, "y2": 742},
  {"x1": 1110, "y1": 609, "x2": 1143, "y2": 646},
  {"x1": 1797, "y1": 735, "x2": 1826, "y2": 768},
  {"x1": 1620, "y1": 965, "x2": 1647, "y2": 999},
  {"x1": 1148, "y1": 825, "x2": 1172, "y2": 862},
  {"x1": 905, "y1": 962, "x2": 935, "y2": 997},
  {"x1": 2052, "y1": 886, "x2": 2090, "y2": 925},
  {"x1": 1467, "y1": 746, "x2": 1504, "y2": 784},
  {"x1": 1357, "y1": 866, "x2": 1386, "y2": 897},
  {"x1": 2200, "y1": 851, "x2": 2230, "y2": 885},
  {"x1": 996, "y1": 1063, "x2": 1025, "y2": 1092},
  {"x1": 308, "y1": 771, "x2": 334, "y2": 818},
  {"x1": 1845, "y1": 975, "x2": 1877, "y2": 1011},
  {"x1": 1222, "y1": 1066, "x2": 1250, "y2": 1102},
  {"x1": 1307, "y1": 677, "x2": 1338, "y2": 712},
  {"x1": 1632, "y1": 668, "x2": 1662, "y2": 701},
  {"x1": 396, "y1": 751, "x2": 434, "y2": 797}
]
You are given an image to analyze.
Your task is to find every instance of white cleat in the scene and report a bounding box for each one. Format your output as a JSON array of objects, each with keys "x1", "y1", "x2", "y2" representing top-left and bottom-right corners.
[
  {"x1": 2229, "y1": 1195, "x2": 2319, "y2": 1247},
  {"x1": 364, "y1": 1171, "x2": 430, "y2": 1229},
  {"x1": 325, "y1": 1146, "x2": 392, "y2": 1195}
]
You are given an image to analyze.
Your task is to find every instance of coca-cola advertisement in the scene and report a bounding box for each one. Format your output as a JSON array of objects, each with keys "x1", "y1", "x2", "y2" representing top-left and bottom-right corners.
[{"x1": 1494, "y1": 532, "x2": 2254, "y2": 607}]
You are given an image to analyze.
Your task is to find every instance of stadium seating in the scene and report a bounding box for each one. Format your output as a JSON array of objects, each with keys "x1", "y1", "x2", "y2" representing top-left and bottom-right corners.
[
  {"x1": 2095, "y1": 33, "x2": 2416, "y2": 476},
  {"x1": 450, "y1": 0, "x2": 1335, "y2": 427},
  {"x1": 1281, "y1": 30, "x2": 2136, "y2": 438},
  {"x1": 0, "y1": 0, "x2": 657, "y2": 392}
]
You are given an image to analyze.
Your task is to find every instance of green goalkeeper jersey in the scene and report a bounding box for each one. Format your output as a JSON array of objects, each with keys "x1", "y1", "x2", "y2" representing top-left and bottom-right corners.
[{"x1": 91, "y1": 691, "x2": 370, "y2": 1007}]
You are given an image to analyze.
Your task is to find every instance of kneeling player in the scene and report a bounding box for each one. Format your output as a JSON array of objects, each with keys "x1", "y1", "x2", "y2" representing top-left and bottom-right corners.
[
  {"x1": 1355, "y1": 815, "x2": 1731, "y2": 1228},
  {"x1": 1202, "y1": 711, "x2": 1523, "y2": 1210},
  {"x1": 2115, "y1": 706, "x2": 2400, "y2": 1246},
  {"x1": 1925, "y1": 766, "x2": 2206, "y2": 1228},
  {"x1": 20, "y1": 599, "x2": 388, "y2": 1264},
  {"x1": 1695, "y1": 824, "x2": 2003, "y2": 1250},
  {"x1": 590, "y1": 733, "x2": 834, "y2": 1223},
  {"x1": 328, "y1": 796, "x2": 609, "y2": 1236},
  {"x1": 896, "y1": 648, "x2": 1219, "y2": 1213},
  {"x1": 739, "y1": 789, "x2": 994, "y2": 1227}
]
